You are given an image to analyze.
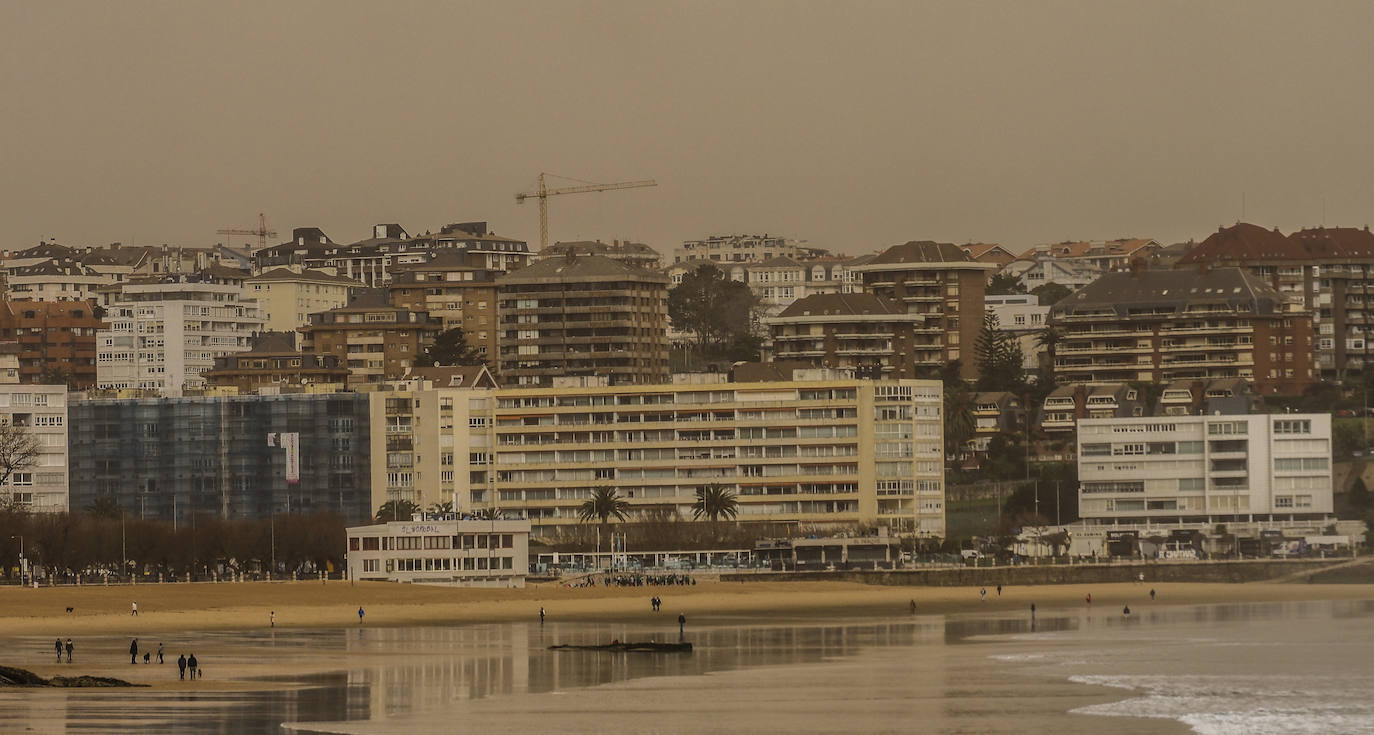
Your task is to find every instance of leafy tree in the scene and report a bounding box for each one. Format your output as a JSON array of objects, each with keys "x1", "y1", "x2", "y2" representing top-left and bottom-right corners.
[
  {"x1": 1350, "y1": 476, "x2": 1370, "y2": 511},
  {"x1": 975, "y1": 312, "x2": 1024, "y2": 392},
  {"x1": 668, "y1": 264, "x2": 759, "y2": 363},
  {"x1": 578, "y1": 486, "x2": 629, "y2": 524},
  {"x1": 987, "y1": 273, "x2": 1026, "y2": 295},
  {"x1": 84, "y1": 495, "x2": 122, "y2": 519},
  {"x1": 691, "y1": 484, "x2": 739, "y2": 522},
  {"x1": 419, "y1": 327, "x2": 485, "y2": 367},
  {"x1": 1030, "y1": 282, "x2": 1072, "y2": 306},
  {"x1": 39, "y1": 367, "x2": 73, "y2": 388},
  {"x1": 375, "y1": 499, "x2": 421, "y2": 522}
]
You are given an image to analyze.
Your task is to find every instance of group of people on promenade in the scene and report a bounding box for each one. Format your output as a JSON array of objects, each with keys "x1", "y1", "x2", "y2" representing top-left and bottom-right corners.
[{"x1": 601, "y1": 574, "x2": 698, "y2": 588}]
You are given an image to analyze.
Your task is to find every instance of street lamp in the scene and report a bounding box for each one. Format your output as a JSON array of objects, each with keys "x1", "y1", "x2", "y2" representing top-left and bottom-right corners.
[{"x1": 9, "y1": 535, "x2": 23, "y2": 587}]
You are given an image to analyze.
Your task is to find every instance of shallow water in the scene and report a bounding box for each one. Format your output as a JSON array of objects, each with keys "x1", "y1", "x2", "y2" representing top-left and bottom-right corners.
[{"x1": 1, "y1": 600, "x2": 1371, "y2": 734}]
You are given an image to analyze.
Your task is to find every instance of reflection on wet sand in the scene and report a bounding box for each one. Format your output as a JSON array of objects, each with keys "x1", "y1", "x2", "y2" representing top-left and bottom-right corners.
[{"x1": 2, "y1": 600, "x2": 1370, "y2": 733}]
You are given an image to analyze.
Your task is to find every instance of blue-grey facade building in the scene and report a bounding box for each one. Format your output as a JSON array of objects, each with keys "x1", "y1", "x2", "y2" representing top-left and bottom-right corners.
[{"x1": 68, "y1": 393, "x2": 372, "y2": 524}]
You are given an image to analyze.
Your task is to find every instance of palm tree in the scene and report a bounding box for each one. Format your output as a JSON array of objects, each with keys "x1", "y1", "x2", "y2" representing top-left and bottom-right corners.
[
  {"x1": 578, "y1": 486, "x2": 629, "y2": 524},
  {"x1": 429, "y1": 500, "x2": 454, "y2": 515},
  {"x1": 375, "y1": 499, "x2": 421, "y2": 522},
  {"x1": 692, "y1": 484, "x2": 739, "y2": 522},
  {"x1": 474, "y1": 507, "x2": 505, "y2": 521},
  {"x1": 1034, "y1": 325, "x2": 1062, "y2": 379},
  {"x1": 943, "y1": 382, "x2": 976, "y2": 464}
]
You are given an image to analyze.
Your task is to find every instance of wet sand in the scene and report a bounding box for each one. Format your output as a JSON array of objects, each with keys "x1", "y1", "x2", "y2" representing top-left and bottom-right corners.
[{"x1": 2, "y1": 579, "x2": 1371, "y2": 691}]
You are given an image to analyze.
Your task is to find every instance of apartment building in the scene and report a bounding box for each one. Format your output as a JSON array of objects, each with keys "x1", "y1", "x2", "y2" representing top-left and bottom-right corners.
[
  {"x1": 496, "y1": 255, "x2": 669, "y2": 387},
  {"x1": 201, "y1": 331, "x2": 349, "y2": 393},
  {"x1": 67, "y1": 392, "x2": 373, "y2": 523},
  {"x1": 0, "y1": 300, "x2": 103, "y2": 388},
  {"x1": 96, "y1": 274, "x2": 264, "y2": 395},
  {"x1": 446, "y1": 375, "x2": 945, "y2": 536},
  {"x1": 1039, "y1": 383, "x2": 1145, "y2": 435},
  {"x1": 245, "y1": 268, "x2": 361, "y2": 340},
  {"x1": 1022, "y1": 238, "x2": 1161, "y2": 273},
  {"x1": 0, "y1": 385, "x2": 68, "y2": 511},
  {"x1": 1154, "y1": 378, "x2": 1261, "y2": 417},
  {"x1": 299, "y1": 292, "x2": 442, "y2": 386},
  {"x1": 959, "y1": 243, "x2": 1018, "y2": 267},
  {"x1": 5, "y1": 258, "x2": 107, "y2": 302},
  {"x1": 674, "y1": 234, "x2": 806, "y2": 264},
  {"x1": 346, "y1": 518, "x2": 531, "y2": 587},
  {"x1": 999, "y1": 255, "x2": 1098, "y2": 292},
  {"x1": 1077, "y1": 413, "x2": 1333, "y2": 524},
  {"x1": 255, "y1": 223, "x2": 531, "y2": 288},
  {"x1": 971, "y1": 391, "x2": 1022, "y2": 452},
  {"x1": 849, "y1": 241, "x2": 997, "y2": 380},
  {"x1": 0, "y1": 343, "x2": 18, "y2": 384},
  {"x1": 1177, "y1": 223, "x2": 1374, "y2": 380},
  {"x1": 543, "y1": 240, "x2": 662, "y2": 270},
  {"x1": 986, "y1": 293, "x2": 1050, "y2": 374},
  {"x1": 766, "y1": 293, "x2": 937, "y2": 378},
  {"x1": 386, "y1": 255, "x2": 500, "y2": 364},
  {"x1": 1050, "y1": 266, "x2": 1315, "y2": 395}
]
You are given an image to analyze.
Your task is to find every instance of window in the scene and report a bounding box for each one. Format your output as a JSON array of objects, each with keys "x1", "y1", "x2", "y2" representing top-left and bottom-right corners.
[{"x1": 1273, "y1": 419, "x2": 1311, "y2": 435}]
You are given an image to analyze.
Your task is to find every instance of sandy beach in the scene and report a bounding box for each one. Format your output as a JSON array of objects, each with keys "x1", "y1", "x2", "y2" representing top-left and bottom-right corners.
[
  {"x1": 4, "y1": 577, "x2": 1373, "y2": 636},
  {"x1": 1, "y1": 578, "x2": 1371, "y2": 692}
]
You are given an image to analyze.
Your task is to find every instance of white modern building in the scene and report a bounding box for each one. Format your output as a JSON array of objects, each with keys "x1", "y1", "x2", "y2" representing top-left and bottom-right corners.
[
  {"x1": 346, "y1": 517, "x2": 531, "y2": 587},
  {"x1": 986, "y1": 293, "x2": 1050, "y2": 373},
  {"x1": 1077, "y1": 413, "x2": 1333, "y2": 524},
  {"x1": 0, "y1": 385, "x2": 68, "y2": 511},
  {"x1": 96, "y1": 274, "x2": 264, "y2": 395}
]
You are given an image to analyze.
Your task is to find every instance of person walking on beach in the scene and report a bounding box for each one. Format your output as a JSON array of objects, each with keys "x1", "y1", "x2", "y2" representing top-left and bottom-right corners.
[
  {"x1": 157, "y1": 643, "x2": 164, "y2": 664},
  {"x1": 539, "y1": 607, "x2": 546, "y2": 624},
  {"x1": 177, "y1": 654, "x2": 187, "y2": 680},
  {"x1": 55, "y1": 638, "x2": 63, "y2": 662},
  {"x1": 187, "y1": 653, "x2": 198, "y2": 680},
  {"x1": 129, "y1": 638, "x2": 139, "y2": 664},
  {"x1": 678, "y1": 612, "x2": 686, "y2": 641},
  {"x1": 979, "y1": 588, "x2": 987, "y2": 602},
  {"x1": 1085, "y1": 593, "x2": 1092, "y2": 605},
  {"x1": 358, "y1": 606, "x2": 365, "y2": 624},
  {"x1": 270, "y1": 611, "x2": 276, "y2": 628},
  {"x1": 65, "y1": 639, "x2": 73, "y2": 663},
  {"x1": 1122, "y1": 605, "x2": 1131, "y2": 616},
  {"x1": 1149, "y1": 588, "x2": 1156, "y2": 601},
  {"x1": 996, "y1": 584, "x2": 1003, "y2": 597},
  {"x1": 131, "y1": 601, "x2": 138, "y2": 616},
  {"x1": 909, "y1": 599, "x2": 917, "y2": 615}
]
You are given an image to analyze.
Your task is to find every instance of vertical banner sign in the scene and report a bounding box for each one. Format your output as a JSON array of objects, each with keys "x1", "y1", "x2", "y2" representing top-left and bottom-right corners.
[{"x1": 283, "y1": 432, "x2": 300, "y2": 485}]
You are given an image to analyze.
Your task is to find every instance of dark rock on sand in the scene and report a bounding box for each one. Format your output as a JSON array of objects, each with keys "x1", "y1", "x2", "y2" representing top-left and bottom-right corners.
[{"x1": 0, "y1": 665, "x2": 143, "y2": 688}]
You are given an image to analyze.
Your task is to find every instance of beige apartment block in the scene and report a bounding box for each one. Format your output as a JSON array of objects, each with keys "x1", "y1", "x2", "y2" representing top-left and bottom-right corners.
[
  {"x1": 0, "y1": 384, "x2": 69, "y2": 511},
  {"x1": 365, "y1": 375, "x2": 946, "y2": 538},
  {"x1": 246, "y1": 268, "x2": 361, "y2": 340}
]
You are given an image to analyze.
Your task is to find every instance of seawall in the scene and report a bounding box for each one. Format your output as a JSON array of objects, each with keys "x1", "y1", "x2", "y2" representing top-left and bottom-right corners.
[{"x1": 720, "y1": 558, "x2": 1355, "y2": 587}]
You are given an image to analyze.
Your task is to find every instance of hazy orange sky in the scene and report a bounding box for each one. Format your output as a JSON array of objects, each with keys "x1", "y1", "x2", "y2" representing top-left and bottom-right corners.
[{"x1": 3, "y1": 1, "x2": 1373, "y2": 256}]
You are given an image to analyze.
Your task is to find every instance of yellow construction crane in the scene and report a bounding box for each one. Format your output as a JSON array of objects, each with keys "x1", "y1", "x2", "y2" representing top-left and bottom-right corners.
[
  {"x1": 216, "y1": 212, "x2": 278, "y2": 251},
  {"x1": 516, "y1": 173, "x2": 656, "y2": 250}
]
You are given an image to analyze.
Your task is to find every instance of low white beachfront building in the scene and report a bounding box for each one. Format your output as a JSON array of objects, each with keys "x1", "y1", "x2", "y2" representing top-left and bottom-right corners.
[
  {"x1": 346, "y1": 517, "x2": 531, "y2": 588},
  {"x1": 1077, "y1": 413, "x2": 1334, "y2": 524}
]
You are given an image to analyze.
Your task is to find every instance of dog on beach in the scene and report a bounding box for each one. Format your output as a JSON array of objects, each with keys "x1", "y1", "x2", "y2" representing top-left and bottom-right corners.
[{"x1": 66, "y1": 607, "x2": 74, "y2": 613}]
